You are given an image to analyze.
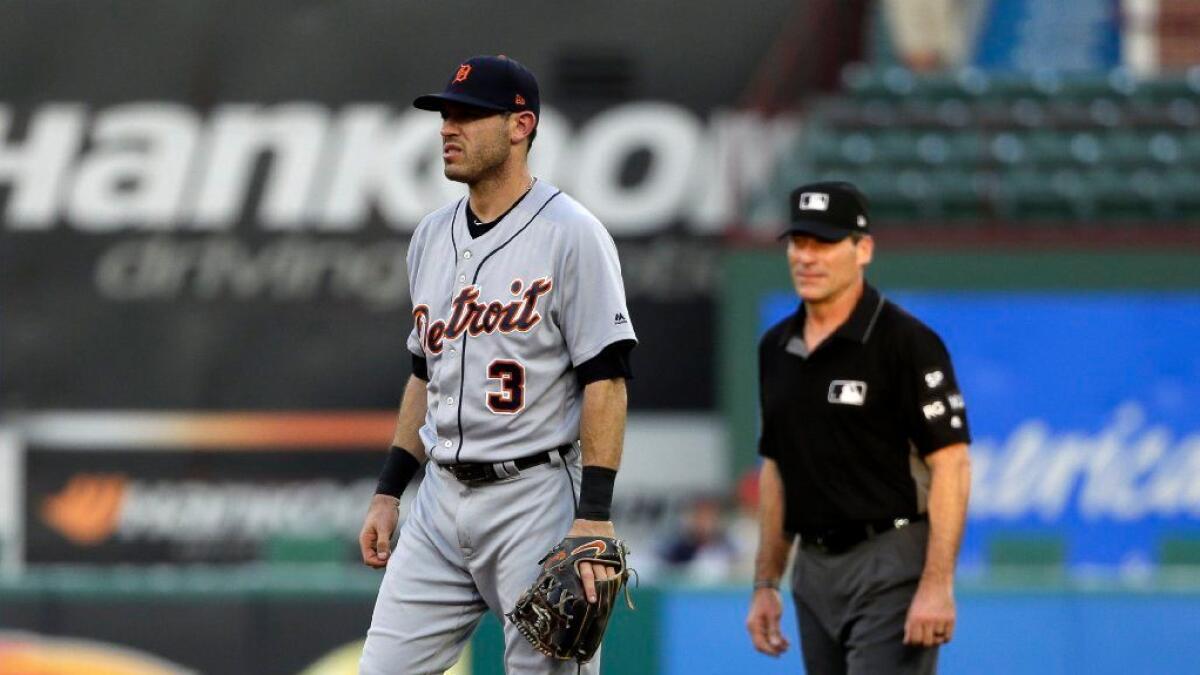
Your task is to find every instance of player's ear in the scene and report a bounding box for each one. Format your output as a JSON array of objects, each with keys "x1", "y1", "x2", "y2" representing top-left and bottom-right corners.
[{"x1": 511, "y1": 111, "x2": 537, "y2": 147}]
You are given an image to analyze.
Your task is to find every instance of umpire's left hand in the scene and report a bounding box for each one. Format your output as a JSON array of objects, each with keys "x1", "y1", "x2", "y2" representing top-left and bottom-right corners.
[{"x1": 904, "y1": 578, "x2": 956, "y2": 646}]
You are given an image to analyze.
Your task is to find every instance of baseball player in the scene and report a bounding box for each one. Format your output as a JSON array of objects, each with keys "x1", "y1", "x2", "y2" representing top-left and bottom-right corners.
[{"x1": 357, "y1": 55, "x2": 637, "y2": 674}]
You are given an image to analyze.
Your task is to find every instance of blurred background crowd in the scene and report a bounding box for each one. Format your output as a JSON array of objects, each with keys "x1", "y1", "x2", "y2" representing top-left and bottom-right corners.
[{"x1": 1, "y1": 0, "x2": 1199, "y2": 673}]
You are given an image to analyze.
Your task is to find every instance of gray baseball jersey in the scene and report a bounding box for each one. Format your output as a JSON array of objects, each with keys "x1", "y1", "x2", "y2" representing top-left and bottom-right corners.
[{"x1": 405, "y1": 179, "x2": 637, "y2": 464}]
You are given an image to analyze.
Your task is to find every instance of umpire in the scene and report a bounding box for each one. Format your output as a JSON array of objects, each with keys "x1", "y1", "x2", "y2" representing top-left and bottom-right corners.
[{"x1": 745, "y1": 182, "x2": 972, "y2": 674}]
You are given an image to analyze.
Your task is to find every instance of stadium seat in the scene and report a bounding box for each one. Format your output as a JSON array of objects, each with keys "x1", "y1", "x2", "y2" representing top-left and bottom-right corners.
[
  {"x1": 779, "y1": 68, "x2": 1200, "y2": 228},
  {"x1": 1088, "y1": 169, "x2": 1161, "y2": 220},
  {"x1": 986, "y1": 535, "x2": 1067, "y2": 581},
  {"x1": 1159, "y1": 537, "x2": 1200, "y2": 566},
  {"x1": 265, "y1": 535, "x2": 350, "y2": 564},
  {"x1": 995, "y1": 169, "x2": 1084, "y2": 220}
]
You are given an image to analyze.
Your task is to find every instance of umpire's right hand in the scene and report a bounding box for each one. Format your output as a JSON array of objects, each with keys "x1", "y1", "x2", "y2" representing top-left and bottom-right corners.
[
  {"x1": 747, "y1": 586, "x2": 790, "y2": 657},
  {"x1": 360, "y1": 494, "x2": 401, "y2": 568}
]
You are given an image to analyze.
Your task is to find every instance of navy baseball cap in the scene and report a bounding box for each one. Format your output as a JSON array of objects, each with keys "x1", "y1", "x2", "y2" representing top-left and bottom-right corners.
[
  {"x1": 413, "y1": 55, "x2": 540, "y2": 119},
  {"x1": 780, "y1": 181, "x2": 872, "y2": 242}
]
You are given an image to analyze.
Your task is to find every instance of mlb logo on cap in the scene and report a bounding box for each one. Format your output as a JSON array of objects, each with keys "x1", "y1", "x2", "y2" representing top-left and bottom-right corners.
[
  {"x1": 782, "y1": 181, "x2": 872, "y2": 242},
  {"x1": 799, "y1": 192, "x2": 830, "y2": 211}
]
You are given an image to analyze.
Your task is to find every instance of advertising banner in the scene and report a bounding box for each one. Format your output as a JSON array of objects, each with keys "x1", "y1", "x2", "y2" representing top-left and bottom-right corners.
[
  {"x1": 760, "y1": 291, "x2": 1200, "y2": 567},
  {"x1": 24, "y1": 434, "x2": 384, "y2": 564},
  {"x1": 0, "y1": 2, "x2": 806, "y2": 414}
]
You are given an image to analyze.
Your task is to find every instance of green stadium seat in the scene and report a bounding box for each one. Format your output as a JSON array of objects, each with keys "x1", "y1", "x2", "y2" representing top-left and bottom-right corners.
[
  {"x1": 799, "y1": 130, "x2": 844, "y2": 166},
  {"x1": 1159, "y1": 537, "x2": 1200, "y2": 566},
  {"x1": 1163, "y1": 169, "x2": 1200, "y2": 218},
  {"x1": 929, "y1": 170, "x2": 989, "y2": 219},
  {"x1": 987, "y1": 534, "x2": 1067, "y2": 585},
  {"x1": 987, "y1": 534, "x2": 1067, "y2": 568},
  {"x1": 1099, "y1": 130, "x2": 1152, "y2": 164},
  {"x1": 1023, "y1": 131, "x2": 1075, "y2": 166},
  {"x1": 1068, "y1": 132, "x2": 1105, "y2": 166},
  {"x1": 988, "y1": 133, "x2": 1028, "y2": 166},
  {"x1": 873, "y1": 130, "x2": 920, "y2": 163},
  {"x1": 1146, "y1": 132, "x2": 1184, "y2": 164},
  {"x1": 1179, "y1": 131, "x2": 1200, "y2": 161},
  {"x1": 841, "y1": 65, "x2": 915, "y2": 99},
  {"x1": 851, "y1": 169, "x2": 922, "y2": 221},
  {"x1": 995, "y1": 169, "x2": 1084, "y2": 220},
  {"x1": 1087, "y1": 169, "x2": 1158, "y2": 220},
  {"x1": 264, "y1": 535, "x2": 350, "y2": 564}
]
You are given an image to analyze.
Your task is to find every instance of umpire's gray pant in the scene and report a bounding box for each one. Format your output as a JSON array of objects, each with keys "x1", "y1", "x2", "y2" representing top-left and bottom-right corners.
[
  {"x1": 792, "y1": 520, "x2": 938, "y2": 675},
  {"x1": 360, "y1": 446, "x2": 598, "y2": 675}
]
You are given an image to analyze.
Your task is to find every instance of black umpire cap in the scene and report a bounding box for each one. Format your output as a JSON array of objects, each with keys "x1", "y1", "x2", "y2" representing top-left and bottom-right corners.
[
  {"x1": 413, "y1": 55, "x2": 540, "y2": 120},
  {"x1": 780, "y1": 181, "x2": 871, "y2": 242}
]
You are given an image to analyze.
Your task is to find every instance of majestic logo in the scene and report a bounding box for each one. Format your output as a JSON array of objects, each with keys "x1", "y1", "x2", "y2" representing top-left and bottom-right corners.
[
  {"x1": 453, "y1": 64, "x2": 472, "y2": 83},
  {"x1": 41, "y1": 474, "x2": 126, "y2": 545},
  {"x1": 614, "y1": 312, "x2": 628, "y2": 325},
  {"x1": 828, "y1": 380, "x2": 867, "y2": 406},
  {"x1": 413, "y1": 277, "x2": 553, "y2": 355},
  {"x1": 799, "y1": 192, "x2": 830, "y2": 211},
  {"x1": 924, "y1": 370, "x2": 944, "y2": 388}
]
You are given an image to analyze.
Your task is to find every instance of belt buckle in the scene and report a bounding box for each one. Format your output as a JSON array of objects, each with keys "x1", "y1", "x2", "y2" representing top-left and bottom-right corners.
[{"x1": 450, "y1": 463, "x2": 490, "y2": 484}]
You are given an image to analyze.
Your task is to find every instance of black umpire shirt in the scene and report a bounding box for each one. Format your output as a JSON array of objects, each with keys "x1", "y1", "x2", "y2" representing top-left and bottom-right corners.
[{"x1": 758, "y1": 283, "x2": 972, "y2": 533}]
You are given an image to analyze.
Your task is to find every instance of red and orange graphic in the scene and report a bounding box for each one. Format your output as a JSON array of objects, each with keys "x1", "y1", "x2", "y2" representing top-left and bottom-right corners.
[
  {"x1": 41, "y1": 474, "x2": 127, "y2": 545},
  {"x1": 0, "y1": 631, "x2": 194, "y2": 674}
]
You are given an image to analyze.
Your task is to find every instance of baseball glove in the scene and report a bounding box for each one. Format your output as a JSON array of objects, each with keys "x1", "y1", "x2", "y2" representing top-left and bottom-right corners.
[{"x1": 506, "y1": 536, "x2": 635, "y2": 663}]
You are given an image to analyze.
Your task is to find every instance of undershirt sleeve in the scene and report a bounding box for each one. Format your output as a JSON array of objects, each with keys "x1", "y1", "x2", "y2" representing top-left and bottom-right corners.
[
  {"x1": 575, "y1": 339, "x2": 635, "y2": 385},
  {"x1": 411, "y1": 354, "x2": 429, "y2": 381}
]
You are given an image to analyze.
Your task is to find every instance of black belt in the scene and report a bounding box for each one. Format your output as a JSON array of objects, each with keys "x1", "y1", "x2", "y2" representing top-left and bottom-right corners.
[
  {"x1": 442, "y1": 444, "x2": 573, "y2": 484},
  {"x1": 798, "y1": 513, "x2": 927, "y2": 555}
]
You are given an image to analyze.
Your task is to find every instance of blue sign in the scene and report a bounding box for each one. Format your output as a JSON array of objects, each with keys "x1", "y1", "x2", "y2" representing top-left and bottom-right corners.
[
  {"x1": 972, "y1": 0, "x2": 1121, "y2": 71},
  {"x1": 760, "y1": 291, "x2": 1200, "y2": 568},
  {"x1": 662, "y1": 589, "x2": 1200, "y2": 674}
]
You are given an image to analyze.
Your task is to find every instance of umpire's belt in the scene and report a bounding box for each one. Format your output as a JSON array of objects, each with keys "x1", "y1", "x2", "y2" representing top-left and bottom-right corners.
[
  {"x1": 443, "y1": 444, "x2": 573, "y2": 484},
  {"x1": 798, "y1": 513, "x2": 927, "y2": 555}
]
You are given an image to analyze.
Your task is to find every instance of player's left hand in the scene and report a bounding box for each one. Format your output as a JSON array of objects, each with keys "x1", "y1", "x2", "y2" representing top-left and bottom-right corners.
[
  {"x1": 903, "y1": 577, "x2": 956, "y2": 647},
  {"x1": 567, "y1": 518, "x2": 618, "y2": 604}
]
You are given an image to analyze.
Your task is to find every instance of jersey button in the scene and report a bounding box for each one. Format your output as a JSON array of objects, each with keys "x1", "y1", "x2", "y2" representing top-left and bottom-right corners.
[
  {"x1": 446, "y1": 396, "x2": 455, "y2": 406},
  {"x1": 463, "y1": 250, "x2": 472, "y2": 260},
  {"x1": 459, "y1": 274, "x2": 467, "y2": 283},
  {"x1": 449, "y1": 347, "x2": 457, "y2": 355},
  {"x1": 443, "y1": 440, "x2": 452, "y2": 448}
]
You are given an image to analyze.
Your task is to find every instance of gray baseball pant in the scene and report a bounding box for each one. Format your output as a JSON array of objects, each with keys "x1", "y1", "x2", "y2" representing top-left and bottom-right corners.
[
  {"x1": 360, "y1": 446, "x2": 598, "y2": 675},
  {"x1": 792, "y1": 520, "x2": 939, "y2": 675}
]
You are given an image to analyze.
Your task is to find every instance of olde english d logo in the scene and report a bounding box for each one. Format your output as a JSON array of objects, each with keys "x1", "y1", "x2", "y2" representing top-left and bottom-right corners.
[
  {"x1": 41, "y1": 474, "x2": 127, "y2": 545},
  {"x1": 454, "y1": 64, "x2": 472, "y2": 83},
  {"x1": 828, "y1": 380, "x2": 867, "y2": 406}
]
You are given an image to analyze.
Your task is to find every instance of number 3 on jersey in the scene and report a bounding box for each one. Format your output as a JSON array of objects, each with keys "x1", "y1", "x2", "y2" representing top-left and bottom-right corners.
[{"x1": 486, "y1": 359, "x2": 526, "y2": 414}]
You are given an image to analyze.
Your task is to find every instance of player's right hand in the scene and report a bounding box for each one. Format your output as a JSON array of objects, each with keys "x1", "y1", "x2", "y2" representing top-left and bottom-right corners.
[
  {"x1": 359, "y1": 494, "x2": 401, "y2": 568},
  {"x1": 746, "y1": 587, "x2": 790, "y2": 657}
]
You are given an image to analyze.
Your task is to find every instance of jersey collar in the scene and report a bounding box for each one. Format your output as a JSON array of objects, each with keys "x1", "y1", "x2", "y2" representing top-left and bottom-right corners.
[
  {"x1": 778, "y1": 282, "x2": 885, "y2": 348},
  {"x1": 455, "y1": 178, "x2": 556, "y2": 250}
]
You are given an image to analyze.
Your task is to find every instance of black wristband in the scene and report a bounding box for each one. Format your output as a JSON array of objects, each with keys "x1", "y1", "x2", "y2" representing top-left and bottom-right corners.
[
  {"x1": 376, "y1": 446, "x2": 421, "y2": 498},
  {"x1": 576, "y1": 466, "x2": 617, "y2": 521}
]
